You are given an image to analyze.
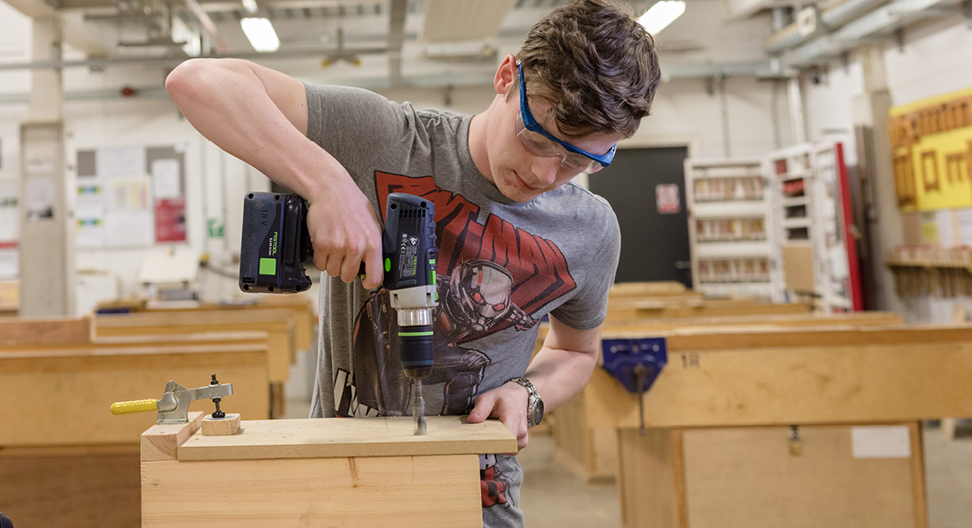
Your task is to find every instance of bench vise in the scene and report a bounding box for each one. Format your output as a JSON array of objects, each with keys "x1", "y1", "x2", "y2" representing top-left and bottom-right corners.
[
  {"x1": 110, "y1": 375, "x2": 233, "y2": 424},
  {"x1": 601, "y1": 337, "x2": 667, "y2": 435}
]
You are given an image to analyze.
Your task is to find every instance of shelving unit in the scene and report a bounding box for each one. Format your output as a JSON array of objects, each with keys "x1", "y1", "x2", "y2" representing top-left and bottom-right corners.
[
  {"x1": 765, "y1": 142, "x2": 862, "y2": 312},
  {"x1": 685, "y1": 158, "x2": 783, "y2": 300}
]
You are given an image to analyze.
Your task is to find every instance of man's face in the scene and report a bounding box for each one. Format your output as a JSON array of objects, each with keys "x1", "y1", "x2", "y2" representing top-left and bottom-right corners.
[{"x1": 486, "y1": 69, "x2": 624, "y2": 203}]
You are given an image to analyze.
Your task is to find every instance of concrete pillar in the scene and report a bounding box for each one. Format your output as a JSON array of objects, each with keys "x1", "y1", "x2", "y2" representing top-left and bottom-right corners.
[
  {"x1": 19, "y1": 17, "x2": 73, "y2": 316},
  {"x1": 851, "y1": 44, "x2": 904, "y2": 314}
]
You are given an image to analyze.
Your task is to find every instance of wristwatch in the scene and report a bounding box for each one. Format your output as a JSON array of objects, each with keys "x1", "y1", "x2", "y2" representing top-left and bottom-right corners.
[{"x1": 507, "y1": 377, "x2": 544, "y2": 429}]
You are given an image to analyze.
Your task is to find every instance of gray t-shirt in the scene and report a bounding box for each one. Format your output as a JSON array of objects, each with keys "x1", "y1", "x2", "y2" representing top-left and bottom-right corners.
[{"x1": 305, "y1": 84, "x2": 621, "y2": 527}]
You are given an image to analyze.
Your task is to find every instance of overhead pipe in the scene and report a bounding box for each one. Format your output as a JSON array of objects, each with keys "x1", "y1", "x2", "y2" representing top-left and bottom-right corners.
[{"x1": 765, "y1": 0, "x2": 891, "y2": 54}]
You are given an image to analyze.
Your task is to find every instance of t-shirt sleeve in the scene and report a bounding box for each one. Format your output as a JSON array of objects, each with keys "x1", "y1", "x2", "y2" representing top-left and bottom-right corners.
[
  {"x1": 550, "y1": 201, "x2": 621, "y2": 330},
  {"x1": 303, "y1": 83, "x2": 408, "y2": 181}
]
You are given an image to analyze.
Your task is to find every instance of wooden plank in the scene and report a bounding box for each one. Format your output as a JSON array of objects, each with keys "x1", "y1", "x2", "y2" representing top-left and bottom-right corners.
[
  {"x1": 141, "y1": 298, "x2": 316, "y2": 351},
  {"x1": 0, "y1": 316, "x2": 91, "y2": 347},
  {"x1": 587, "y1": 340, "x2": 972, "y2": 429},
  {"x1": 679, "y1": 424, "x2": 918, "y2": 528},
  {"x1": 616, "y1": 428, "x2": 685, "y2": 528},
  {"x1": 610, "y1": 281, "x2": 687, "y2": 297},
  {"x1": 910, "y1": 422, "x2": 930, "y2": 528},
  {"x1": 604, "y1": 324, "x2": 972, "y2": 350},
  {"x1": 0, "y1": 348, "x2": 269, "y2": 446},
  {"x1": 141, "y1": 412, "x2": 204, "y2": 462},
  {"x1": 142, "y1": 455, "x2": 482, "y2": 528},
  {"x1": 96, "y1": 319, "x2": 293, "y2": 383},
  {"x1": 603, "y1": 311, "x2": 903, "y2": 331},
  {"x1": 178, "y1": 416, "x2": 517, "y2": 460}
]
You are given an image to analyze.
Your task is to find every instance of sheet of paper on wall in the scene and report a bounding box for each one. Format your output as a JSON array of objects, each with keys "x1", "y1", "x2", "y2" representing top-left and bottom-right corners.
[
  {"x1": 96, "y1": 145, "x2": 146, "y2": 179},
  {"x1": 24, "y1": 140, "x2": 57, "y2": 174},
  {"x1": 936, "y1": 209, "x2": 957, "y2": 249},
  {"x1": 956, "y1": 208, "x2": 972, "y2": 246},
  {"x1": 103, "y1": 210, "x2": 154, "y2": 247},
  {"x1": 0, "y1": 179, "x2": 18, "y2": 241},
  {"x1": 75, "y1": 213, "x2": 105, "y2": 248},
  {"x1": 25, "y1": 177, "x2": 56, "y2": 221},
  {"x1": 0, "y1": 245, "x2": 17, "y2": 280},
  {"x1": 108, "y1": 178, "x2": 151, "y2": 211},
  {"x1": 77, "y1": 181, "x2": 107, "y2": 210},
  {"x1": 151, "y1": 159, "x2": 181, "y2": 199}
]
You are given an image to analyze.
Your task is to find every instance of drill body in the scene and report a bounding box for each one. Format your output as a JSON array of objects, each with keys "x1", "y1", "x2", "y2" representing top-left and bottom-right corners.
[{"x1": 239, "y1": 192, "x2": 438, "y2": 433}]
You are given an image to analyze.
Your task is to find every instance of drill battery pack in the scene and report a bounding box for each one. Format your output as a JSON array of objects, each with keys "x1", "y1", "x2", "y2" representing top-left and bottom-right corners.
[{"x1": 239, "y1": 192, "x2": 314, "y2": 293}]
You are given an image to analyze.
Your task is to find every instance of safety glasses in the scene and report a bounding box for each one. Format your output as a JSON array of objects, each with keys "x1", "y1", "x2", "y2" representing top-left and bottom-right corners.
[{"x1": 515, "y1": 62, "x2": 616, "y2": 173}]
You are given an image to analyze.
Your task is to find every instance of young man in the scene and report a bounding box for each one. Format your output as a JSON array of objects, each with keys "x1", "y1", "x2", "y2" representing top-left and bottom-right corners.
[{"x1": 166, "y1": 0, "x2": 659, "y2": 523}]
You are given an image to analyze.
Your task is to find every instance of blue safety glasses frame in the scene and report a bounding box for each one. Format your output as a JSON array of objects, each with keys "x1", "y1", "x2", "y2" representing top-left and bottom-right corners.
[{"x1": 516, "y1": 62, "x2": 617, "y2": 172}]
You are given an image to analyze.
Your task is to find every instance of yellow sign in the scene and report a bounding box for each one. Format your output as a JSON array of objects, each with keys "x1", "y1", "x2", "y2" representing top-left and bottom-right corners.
[{"x1": 889, "y1": 86, "x2": 972, "y2": 212}]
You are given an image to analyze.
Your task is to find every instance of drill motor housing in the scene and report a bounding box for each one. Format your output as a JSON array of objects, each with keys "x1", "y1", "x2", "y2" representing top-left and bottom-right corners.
[{"x1": 239, "y1": 191, "x2": 438, "y2": 380}]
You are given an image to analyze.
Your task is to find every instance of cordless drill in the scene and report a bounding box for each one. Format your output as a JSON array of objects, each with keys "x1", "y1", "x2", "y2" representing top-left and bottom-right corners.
[{"x1": 238, "y1": 192, "x2": 438, "y2": 434}]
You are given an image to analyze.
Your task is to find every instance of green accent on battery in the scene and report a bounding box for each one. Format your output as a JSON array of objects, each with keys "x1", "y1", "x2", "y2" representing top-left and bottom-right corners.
[
  {"x1": 384, "y1": 258, "x2": 391, "y2": 272},
  {"x1": 399, "y1": 331, "x2": 434, "y2": 337},
  {"x1": 434, "y1": 291, "x2": 439, "y2": 302},
  {"x1": 259, "y1": 258, "x2": 277, "y2": 276},
  {"x1": 431, "y1": 270, "x2": 436, "y2": 285}
]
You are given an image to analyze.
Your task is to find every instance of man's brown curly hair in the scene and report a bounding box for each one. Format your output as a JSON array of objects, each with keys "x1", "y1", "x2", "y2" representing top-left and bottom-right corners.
[{"x1": 512, "y1": 0, "x2": 661, "y2": 139}]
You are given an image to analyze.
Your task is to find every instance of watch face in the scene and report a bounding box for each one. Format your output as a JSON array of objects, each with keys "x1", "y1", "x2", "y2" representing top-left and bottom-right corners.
[{"x1": 533, "y1": 400, "x2": 544, "y2": 426}]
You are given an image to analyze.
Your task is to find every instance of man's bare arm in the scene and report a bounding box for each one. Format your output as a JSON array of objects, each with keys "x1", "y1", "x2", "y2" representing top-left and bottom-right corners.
[{"x1": 165, "y1": 58, "x2": 382, "y2": 287}]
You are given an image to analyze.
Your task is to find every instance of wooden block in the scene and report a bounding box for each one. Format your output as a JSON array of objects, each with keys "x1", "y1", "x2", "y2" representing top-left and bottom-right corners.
[
  {"x1": 782, "y1": 243, "x2": 815, "y2": 293},
  {"x1": 202, "y1": 414, "x2": 241, "y2": 436},
  {"x1": 178, "y1": 416, "x2": 517, "y2": 461},
  {"x1": 616, "y1": 428, "x2": 686, "y2": 528},
  {"x1": 141, "y1": 412, "x2": 204, "y2": 462}
]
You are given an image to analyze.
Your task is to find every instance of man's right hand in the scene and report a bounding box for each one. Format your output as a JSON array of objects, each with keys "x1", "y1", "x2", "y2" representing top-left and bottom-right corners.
[{"x1": 305, "y1": 174, "x2": 384, "y2": 290}]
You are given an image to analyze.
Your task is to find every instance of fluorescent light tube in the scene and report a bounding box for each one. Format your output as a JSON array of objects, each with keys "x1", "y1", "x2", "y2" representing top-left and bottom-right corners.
[
  {"x1": 241, "y1": 17, "x2": 280, "y2": 52},
  {"x1": 638, "y1": 1, "x2": 686, "y2": 35},
  {"x1": 242, "y1": 0, "x2": 258, "y2": 14}
]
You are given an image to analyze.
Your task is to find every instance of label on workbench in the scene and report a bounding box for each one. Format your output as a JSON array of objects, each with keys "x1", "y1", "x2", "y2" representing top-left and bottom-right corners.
[
  {"x1": 398, "y1": 233, "x2": 418, "y2": 279},
  {"x1": 851, "y1": 426, "x2": 911, "y2": 459}
]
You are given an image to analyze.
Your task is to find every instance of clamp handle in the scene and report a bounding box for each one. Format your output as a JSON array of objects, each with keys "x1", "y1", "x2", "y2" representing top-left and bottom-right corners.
[{"x1": 110, "y1": 399, "x2": 158, "y2": 415}]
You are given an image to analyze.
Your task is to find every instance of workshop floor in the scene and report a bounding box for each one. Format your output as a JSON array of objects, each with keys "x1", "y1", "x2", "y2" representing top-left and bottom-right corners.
[{"x1": 284, "y1": 400, "x2": 972, "y2": 528}]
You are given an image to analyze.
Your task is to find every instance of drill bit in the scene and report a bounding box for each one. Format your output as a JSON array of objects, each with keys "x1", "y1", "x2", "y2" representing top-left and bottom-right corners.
[{"x1": 413, "y1": 379, "x2": 426, "y2": 435}]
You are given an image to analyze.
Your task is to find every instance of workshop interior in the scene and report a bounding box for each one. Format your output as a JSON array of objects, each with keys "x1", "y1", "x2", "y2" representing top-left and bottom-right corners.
[{"x1": 2, "y1": 0, "x2": 972, "y2": 526}]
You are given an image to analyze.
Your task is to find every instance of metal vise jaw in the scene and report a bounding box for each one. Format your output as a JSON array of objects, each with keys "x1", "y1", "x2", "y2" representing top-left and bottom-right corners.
[
  {"x1": 157, "y1": 380, "x2": 233, "y2": 424},
  {"x1": 601, "y1": 337, "x2": 668, "y2": 435}
]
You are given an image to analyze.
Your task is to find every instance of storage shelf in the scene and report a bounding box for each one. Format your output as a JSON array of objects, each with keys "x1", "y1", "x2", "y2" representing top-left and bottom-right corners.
[
  {"x1": 695, "y1": 241, "x2": 771, "y2": 259},
  {"x1": 781, "y1": 197, "x2": 808, "y2": 207},
  {"x1": 692, "y1": 201, "x2": 768, "y2": 218}
]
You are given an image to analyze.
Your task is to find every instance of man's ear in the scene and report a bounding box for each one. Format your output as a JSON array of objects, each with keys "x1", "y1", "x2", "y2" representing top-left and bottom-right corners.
[{"x1": 493, "y1": 54, "x2": 517, "y2": 96}]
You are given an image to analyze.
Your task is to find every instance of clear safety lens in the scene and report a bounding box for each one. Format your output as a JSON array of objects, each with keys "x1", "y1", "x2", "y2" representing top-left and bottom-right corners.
[{"x1": 514, "y1": 111, "x2": 602, "y2": 174}]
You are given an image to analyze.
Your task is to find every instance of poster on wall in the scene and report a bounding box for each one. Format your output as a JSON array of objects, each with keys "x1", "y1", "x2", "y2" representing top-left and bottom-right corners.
[
  {"x1": 155, "y1": 197, "x2": 187, "y2": 243},
  {"x1": 75, "y1": 145, "x2": 186, "y2": 247}
]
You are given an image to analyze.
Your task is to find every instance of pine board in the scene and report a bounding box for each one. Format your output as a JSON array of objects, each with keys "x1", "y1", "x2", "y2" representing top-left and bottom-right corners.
[{"x1": 177, "y1": 416, "x2": 517, "y2": 460}]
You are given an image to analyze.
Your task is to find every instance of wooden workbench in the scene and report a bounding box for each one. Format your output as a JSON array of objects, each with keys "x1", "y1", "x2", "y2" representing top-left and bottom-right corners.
[
  {"x1": 141, "y1": 414, "x2": 516, "y2": 527},
  {"x1": 593, "y1": 324, "x2": 972, "y2": 528},
  {"x1": 0, "y1": 317, "x2": 274, "y2": 528}
]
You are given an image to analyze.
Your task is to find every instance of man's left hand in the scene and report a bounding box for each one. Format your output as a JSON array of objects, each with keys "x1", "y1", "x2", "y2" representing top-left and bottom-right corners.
[{"x1": 466, "y1": 382, "x2": 529, "y2": 454}]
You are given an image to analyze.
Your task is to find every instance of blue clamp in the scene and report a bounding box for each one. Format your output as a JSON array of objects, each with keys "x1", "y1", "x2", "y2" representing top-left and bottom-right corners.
[{"x1": 601, "y1": 337, "x2": 668, "y2": 394}]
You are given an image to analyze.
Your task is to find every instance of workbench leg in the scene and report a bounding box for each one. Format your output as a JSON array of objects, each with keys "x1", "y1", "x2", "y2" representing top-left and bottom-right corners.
[
  {"x1": 269, "y1": 383, "x2": 286, "y2": 419},
  {"x1": 910, "y1": 421, "x2": 929, "y2": 528},
  {"x1": 616, "y1": 428, "x2": 687, "y2": 528}
]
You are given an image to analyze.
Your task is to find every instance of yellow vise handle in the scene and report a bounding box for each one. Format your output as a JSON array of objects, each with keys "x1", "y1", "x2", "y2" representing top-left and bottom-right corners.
[{"x1": 110, "y1": 399, "x2": 158, "y2": 415}]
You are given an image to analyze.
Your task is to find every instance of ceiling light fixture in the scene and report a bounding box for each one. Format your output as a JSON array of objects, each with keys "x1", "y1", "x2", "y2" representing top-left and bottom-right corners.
[
  {"x1": 241, "y1": 0, "x2": 258, "y2": 14},
  {"x1": 241, "y1": 17, "x2": 280, "y2": 53},
  {"x1": 638, "y1": 1, "x2": 686, "y2": 35}
]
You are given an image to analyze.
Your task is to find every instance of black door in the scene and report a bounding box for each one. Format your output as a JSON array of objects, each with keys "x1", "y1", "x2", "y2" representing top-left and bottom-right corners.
[{"x1": 588, "y1": 146, "x2": 691, "y2": 286}]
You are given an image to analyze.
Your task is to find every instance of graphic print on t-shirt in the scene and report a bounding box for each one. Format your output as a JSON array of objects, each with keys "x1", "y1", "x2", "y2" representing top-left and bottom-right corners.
[{"x1": 333, "y1": 172, "x2": 577, "y2": 506}]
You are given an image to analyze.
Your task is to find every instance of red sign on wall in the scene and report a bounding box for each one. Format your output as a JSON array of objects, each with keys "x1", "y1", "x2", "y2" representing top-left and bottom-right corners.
[{"x1": 154, "y1": 197, "x2": 186, "y2": 243}]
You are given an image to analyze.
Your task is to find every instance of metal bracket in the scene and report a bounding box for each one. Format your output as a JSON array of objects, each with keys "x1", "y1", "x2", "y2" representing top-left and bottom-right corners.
[{"x1": 157, "y1": 380, "x2": 233, "y2": 424}]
